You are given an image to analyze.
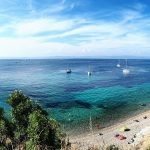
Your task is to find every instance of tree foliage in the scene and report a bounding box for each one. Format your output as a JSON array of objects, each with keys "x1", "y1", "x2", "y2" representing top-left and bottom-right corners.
[
  {"x1": 0, "y1": 90, "x2": 63, "y2": 150},
  {"x1": 0, "y1": 108, "x2": 13, "y2": 150}
]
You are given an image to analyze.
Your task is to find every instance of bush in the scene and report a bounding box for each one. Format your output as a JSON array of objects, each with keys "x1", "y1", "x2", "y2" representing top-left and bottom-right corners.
[
  {"x1": 106, "y1": 144, "x2": 120, "y2": 150},
  {"x1": 0, "y1": 108, "x2": 13, "y2": 149},
  {"x1": 0, "y1": 90, "x2": 63, "y2": 149},
  {"x1": 147, "y1": 147, "x2": 150, "y2": 150}
]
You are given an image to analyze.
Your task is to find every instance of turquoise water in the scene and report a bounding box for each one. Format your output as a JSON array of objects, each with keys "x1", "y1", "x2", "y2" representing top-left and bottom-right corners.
[{"x1": 0, "y1": 59, "x2": 150, "y2": 134}]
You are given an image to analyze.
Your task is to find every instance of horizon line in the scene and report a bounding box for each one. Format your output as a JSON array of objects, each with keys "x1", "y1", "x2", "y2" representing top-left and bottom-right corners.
[{"x1": 0, "y1": 56, "x2": 150, "y2": 59}]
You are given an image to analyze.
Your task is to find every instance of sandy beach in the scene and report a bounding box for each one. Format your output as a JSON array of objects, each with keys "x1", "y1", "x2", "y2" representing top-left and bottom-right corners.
[{"x1": 70, "y1": 110, "x2": 150, "y2": 150}]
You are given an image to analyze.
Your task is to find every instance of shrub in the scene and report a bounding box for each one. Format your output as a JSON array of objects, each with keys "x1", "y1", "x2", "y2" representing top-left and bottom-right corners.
[
  {"x1": 0, "y1": 90, "x2": 63, "y2": 149},
  {"x1": 106, "y1": 144, "x2": 120, "y2": 150},
  {"x1": 0, "y1": 108, "x2": 13, "y2": 149}
]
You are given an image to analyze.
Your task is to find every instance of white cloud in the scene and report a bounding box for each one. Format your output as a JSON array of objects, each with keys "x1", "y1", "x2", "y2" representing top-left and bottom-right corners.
[
  {"x1": 0, "y1": 2, "x2": 150, "y2": 57},
  {"x1": 40, "y1": 0, "x2": 75, "y2": 15},
  {"x1": 46, "y1": 22, "x2": 125, "y2": 39},
  {"x1": 0, "y1": 37, "x2": 82, "y2": 57},
  {"x1": 0, "y1": 29, "x2": 149, "y2": 58},
  {"x1": 42, "y1": 4, "x2": 66, "y2": 14},
  {"x1": 13, "y1": 18, "x2": 74, "y2": 36}
]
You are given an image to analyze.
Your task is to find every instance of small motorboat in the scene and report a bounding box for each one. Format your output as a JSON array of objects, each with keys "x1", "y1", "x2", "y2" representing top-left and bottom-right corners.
[{"x1": 66, "y1": 69, "x2": 72, "y2": 74}]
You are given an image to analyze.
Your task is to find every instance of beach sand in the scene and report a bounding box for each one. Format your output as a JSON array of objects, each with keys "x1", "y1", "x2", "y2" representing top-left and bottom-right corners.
[{"x1": 69, "y1": 110, "x2": 150, "y2": 150}]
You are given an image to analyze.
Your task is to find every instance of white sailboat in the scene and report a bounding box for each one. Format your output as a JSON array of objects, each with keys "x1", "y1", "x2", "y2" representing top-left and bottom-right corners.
[
  {"x1": 123, "y1": 59, "x2": 130, "y2": 76},
  {"x1": 88, "y1": 65, "x2": 92, "y2": 76},
  {"x1": 116, "y1": 59, "x2": 121, "y2": 68}
]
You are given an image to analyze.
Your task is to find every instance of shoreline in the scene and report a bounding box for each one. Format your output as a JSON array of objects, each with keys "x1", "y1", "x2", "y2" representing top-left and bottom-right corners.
[
  {"x1": 70, "y1": 109, "x2": 150, "y2": 149},
  {"x1": 63, "y1": 106, "x2": 150, "y2": 136}
]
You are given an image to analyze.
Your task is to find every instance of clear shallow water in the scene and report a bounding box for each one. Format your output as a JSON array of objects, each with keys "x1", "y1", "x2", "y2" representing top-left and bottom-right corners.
[{"x1": 1, "y1": 59, "x2": 150, "y2": 134}]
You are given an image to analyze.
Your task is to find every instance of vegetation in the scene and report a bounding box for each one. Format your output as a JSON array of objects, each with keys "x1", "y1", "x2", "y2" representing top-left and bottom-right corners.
[
  {"x1": 106, "y1": 145, "x2": 119, "y2": 150},
  {"x1": 0, "y1": 90, "x2": 65, "y2": 150},
  {"x1": 86, "y1": 145, "x2": 120, "y2": 150}
]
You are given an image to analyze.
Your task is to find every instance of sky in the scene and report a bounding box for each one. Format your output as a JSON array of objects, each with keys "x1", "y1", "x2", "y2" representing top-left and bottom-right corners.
[{"x1": 0, "y1": 0, "x2": 150, "y2": 58}]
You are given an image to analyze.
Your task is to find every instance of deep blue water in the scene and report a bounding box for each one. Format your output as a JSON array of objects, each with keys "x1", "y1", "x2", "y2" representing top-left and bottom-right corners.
[{"x1": 1, "y1": 59, "x2": 150, "y2": 134}]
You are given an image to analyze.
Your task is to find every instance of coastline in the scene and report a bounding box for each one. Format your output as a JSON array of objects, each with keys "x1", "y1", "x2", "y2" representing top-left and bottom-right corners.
[
  {"x1": 63, "y1": 105, "x2": 150, "y2": 136},
  {"x1": 70, "y1": 109, "x2": 150, "y2": 149}
]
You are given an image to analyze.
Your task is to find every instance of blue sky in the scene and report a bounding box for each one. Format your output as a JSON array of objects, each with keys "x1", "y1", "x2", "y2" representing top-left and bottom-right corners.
[{"x1": 0, "y1": 0, "x2": 150, "y2": 58}]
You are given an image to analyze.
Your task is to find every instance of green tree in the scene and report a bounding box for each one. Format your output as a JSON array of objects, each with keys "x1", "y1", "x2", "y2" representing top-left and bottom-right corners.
[
  {"x1": 7, "y1": 90, "x2": 33, "y2": 143},
  {"x1": 6, "y1": 90, "x2": 63, "y2": 149},
  {"x1": 0, "y1": 108, "x2": 13, "y2": 150},
  {"x1": 26, "y1": 109, "x2": 61, "y2": 149}
]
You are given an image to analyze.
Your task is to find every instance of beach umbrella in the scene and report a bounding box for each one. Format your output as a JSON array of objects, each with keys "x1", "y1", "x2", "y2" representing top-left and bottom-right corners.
[{"x1": 119, "y1": 126, "x2": 130, "y2": 132}]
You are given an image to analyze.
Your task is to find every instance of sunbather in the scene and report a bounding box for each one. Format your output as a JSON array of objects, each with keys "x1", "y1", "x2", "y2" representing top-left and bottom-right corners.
[{"x1": 115, "y1": 134, "x2": 126, "y2": 140}]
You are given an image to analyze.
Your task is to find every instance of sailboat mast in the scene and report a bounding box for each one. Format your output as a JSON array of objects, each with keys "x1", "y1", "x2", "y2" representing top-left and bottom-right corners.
[
  {"x1": 89, "y1": 113, "x2": 93, "y2": 134},
  {"x1": 89, "y1": 65, "x2": 91, "y2": 72},
  {"x1": 126, "y1": 59, "x2": 127, "y2": 68}
]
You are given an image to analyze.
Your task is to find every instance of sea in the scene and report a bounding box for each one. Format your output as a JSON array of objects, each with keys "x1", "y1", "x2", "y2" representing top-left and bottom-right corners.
[{"x1": 1, "y1": 59, "x2": 150, "y2": 135}]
